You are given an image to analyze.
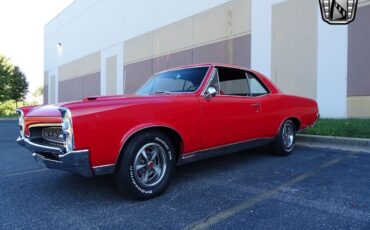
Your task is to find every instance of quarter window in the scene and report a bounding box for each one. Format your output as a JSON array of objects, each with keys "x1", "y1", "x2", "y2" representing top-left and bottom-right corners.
[
  {"x1": 207, "y1": 70, "x2": 220, "y2": 94},
  {"x1": 247, "y1": 73, "x2": 269, "y2": 97}
]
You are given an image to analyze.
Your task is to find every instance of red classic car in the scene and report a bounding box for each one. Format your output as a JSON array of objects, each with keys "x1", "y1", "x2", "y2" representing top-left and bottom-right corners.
[{"x1": 17, "y1": 64, "x2": 319, "y2": 199}]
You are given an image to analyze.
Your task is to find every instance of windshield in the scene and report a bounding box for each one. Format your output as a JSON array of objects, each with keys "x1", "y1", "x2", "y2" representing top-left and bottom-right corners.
[{"x1": 136, "y1": 67, "x2": 209, "y2": 95}]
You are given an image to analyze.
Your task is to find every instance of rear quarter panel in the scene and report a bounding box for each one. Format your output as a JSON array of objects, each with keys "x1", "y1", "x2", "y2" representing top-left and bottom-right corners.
[
  {"x1": 261, "y1": 94, "x2": 318, "y2": 136},
  {"x1": 250, "y1": 71, "x2": 318, "y2": 137}
]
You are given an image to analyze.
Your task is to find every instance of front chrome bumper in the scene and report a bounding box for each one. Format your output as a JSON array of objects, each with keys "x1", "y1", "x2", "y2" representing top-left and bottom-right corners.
[{"x1": 17, "y1": 137, "x2": 93, "y2": 177}]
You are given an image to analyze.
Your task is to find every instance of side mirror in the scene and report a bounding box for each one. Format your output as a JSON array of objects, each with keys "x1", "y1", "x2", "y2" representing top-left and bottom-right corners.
[{"x1": 204, "y1": 87, "x2": 217, "y2": 99}]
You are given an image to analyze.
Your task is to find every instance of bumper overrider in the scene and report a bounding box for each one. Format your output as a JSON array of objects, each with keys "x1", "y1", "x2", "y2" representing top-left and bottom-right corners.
[{"x1": 16, "y1": 108, "x2": 93, "y2": 177}]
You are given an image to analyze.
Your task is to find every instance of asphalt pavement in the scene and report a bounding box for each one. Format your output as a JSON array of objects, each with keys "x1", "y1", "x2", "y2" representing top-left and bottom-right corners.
[{"x1": 1, "y1": 120, "x2": 369, "y2": 229}]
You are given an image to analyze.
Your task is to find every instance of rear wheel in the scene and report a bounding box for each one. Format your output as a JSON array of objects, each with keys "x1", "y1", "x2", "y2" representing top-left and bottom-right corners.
[
  {"x1": 272, "y1": 120, "x2": 296, "y2": 156},
  {"x1": 115, "y1": 130, "x2": 176, "y2": 200}
]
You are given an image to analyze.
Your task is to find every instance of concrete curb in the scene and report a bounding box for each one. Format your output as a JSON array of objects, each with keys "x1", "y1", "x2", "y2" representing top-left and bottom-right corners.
[{"x1": 297, "y1": 134, "x2": 370, "y2": 153}]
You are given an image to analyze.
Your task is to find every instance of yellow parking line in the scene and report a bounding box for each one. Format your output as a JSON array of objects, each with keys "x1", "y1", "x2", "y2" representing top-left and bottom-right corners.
[{"x1": 185, "y1": 153, "x2": 354, "y2": 230}]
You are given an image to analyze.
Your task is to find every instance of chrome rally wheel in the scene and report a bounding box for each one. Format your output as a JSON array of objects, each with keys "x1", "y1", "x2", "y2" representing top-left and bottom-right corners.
[
  {"x1": 133, "y1": 143, "x2": 167, "y2": 187},
  {"x1": 115, "y1": 130, "x2": 175, "y2": 200},
  {"x1": 282, "y1": 121, "x2": 295, "y2": 151},
  {"x1": 272, "y1": 119, "x2": 296, "y2": 156}
]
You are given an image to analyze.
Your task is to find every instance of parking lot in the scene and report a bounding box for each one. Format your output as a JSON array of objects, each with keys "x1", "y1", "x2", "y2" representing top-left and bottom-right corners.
[{"x1": 1, "y1": 120, "x2": 370, "y2": 229}]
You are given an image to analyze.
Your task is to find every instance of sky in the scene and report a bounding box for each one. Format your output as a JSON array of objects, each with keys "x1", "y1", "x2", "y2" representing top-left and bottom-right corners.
[{"x1": 0, "y1": 0, "x2": 73, "y2": 101}]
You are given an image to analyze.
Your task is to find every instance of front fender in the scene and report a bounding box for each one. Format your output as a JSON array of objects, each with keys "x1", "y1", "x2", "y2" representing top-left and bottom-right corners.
[{"x1": 116, "y1": 123, "x2": 184, "y2": 163}]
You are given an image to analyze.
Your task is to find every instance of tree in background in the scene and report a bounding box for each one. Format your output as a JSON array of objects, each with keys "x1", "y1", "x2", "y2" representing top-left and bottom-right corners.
[
  {"x1": 0, "y1": 55, "x2": 13, "y2": 102},
  {"x1": 31, "y1": 86, "x2": 43, "y2": 104},
  {"x1": 8, "y1": 66, "x2": 29, "y2": 107},
  {"x1": 32, "y1": 86, "x2": 43, "y2": 98},
  {"x1": 0, "y1": 54, "x2": 29, "y2": 115}
]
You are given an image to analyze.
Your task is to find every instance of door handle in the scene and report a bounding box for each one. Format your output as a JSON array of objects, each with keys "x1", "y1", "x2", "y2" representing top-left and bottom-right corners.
[{"x1": 250, "y1": 103, "x2": 261, "y2": 112}]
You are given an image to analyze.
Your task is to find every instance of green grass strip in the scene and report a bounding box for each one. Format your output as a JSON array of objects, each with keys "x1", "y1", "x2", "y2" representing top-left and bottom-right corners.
[{"x1": 302, "y1": 118, "x2": 370, "y2": 139}]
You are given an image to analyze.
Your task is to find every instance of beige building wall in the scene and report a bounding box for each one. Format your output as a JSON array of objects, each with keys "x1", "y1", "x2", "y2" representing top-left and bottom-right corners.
[
  {"x1": 51, "y1": 0, "x2": 253, "y2": 101},
  {"x1": 123, "y1": 0, "x2": 252, "y2": 93},
  {"x1": 43, "y1": 72, "x2": 48, "y2": 104},
  {"x1": 49, "y1": 75, "x2": 56, "y2": 104},
  {"x1": 271, "y1": 0, "x2": 317, "y2": 100},
  {"x1": 124, "y1": 0, "x2": 251, "y2": 65},
  {"x1": 347, "y1": 97, "x2": 370, "y2": 118},
  {"x1": 57, "y1": 51, "x2": 101, "y2": 102},
  {"x1": 347, "y1": 3, "x2": 370, "y2": 118},
  {"x1": 359, "y1": 0, "x2": 370, "y2": 6},
  {"x1": 106, "y1": 56, "x2": 117, "y2": 95},
  {"x1": 59, "y1": 52, "x2": 100, "y2": 81},
  {"x1": 44, "y1": 0, "x2": 370, "y2": 118}
]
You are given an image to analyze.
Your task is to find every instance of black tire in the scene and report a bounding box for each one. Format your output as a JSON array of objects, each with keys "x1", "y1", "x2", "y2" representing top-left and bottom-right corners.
[
  {"x1": 272, "y1": 120, "x2": 296, "y2": 156},
  {"x1": 115, "y1": 130, "x2": 176, "y2": 200}
]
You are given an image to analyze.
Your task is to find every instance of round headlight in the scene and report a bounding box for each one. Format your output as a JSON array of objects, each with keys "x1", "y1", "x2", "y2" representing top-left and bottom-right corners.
[
  {"x1": 59, "y1": 108, "x2": 74, "y2": 152},
  {"x1": 16, "y1": 109, "x2": 25, "y2": 138}
]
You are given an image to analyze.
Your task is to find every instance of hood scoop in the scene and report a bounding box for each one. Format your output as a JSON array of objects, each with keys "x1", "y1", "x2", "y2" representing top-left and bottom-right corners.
[
  {"x1": 84, "y1": 96, "x2": 98, "y2": 101},
  {"x1": 82, "y1": 95, "x2": 132, "y2": 102}
]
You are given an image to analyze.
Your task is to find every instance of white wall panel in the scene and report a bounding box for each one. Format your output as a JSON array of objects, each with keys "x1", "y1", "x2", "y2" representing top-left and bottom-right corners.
[
  {"x1": 193, "y1": 0, "x2": 232, "y2": 14},
  {"x1": 316, "y1": 12, "x2": 347, "y2": 118},
  {"x1": 251, "y1": 0, "x2": 284, "y2": 78},
  {"x1": 45, "y1": 0, "x2": 100, "y2": 37},
  {"x1": 122, "y1": 0, "x2": 154, "y2": 41},
  {"x1": 45, "y1": 0, "x2": 230, "y2": 71},
  {"x1": 45, "y1": 0, "x2": 124, "y2": 70}
]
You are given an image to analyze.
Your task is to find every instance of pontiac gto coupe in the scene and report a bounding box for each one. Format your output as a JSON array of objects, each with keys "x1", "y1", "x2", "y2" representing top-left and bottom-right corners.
[{"x1": 17, "y1": 64, "x2": 319, "y2": 199}]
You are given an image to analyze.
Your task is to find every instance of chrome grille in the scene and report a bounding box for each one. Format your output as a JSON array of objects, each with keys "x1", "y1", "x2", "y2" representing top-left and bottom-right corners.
[{"x1": 41, "y1": 127, "x2": 64, "y2": 144}]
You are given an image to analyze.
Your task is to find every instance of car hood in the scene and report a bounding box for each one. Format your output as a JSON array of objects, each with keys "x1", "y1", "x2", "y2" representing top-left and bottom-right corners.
[{"x1": 24, "y1": 94, "x2": 181, "y2": 117}]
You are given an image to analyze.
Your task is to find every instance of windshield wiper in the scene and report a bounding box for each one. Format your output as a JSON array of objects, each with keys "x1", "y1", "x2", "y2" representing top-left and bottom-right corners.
[{"x1": 150, "y1": 91, "x2": 172, "y2": 95}]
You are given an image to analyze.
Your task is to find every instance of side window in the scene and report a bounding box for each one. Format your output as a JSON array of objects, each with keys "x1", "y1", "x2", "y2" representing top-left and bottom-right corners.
[
  {"x1": 183, "y1": 80, "x2": 196, "y2": 91},
  {"x1": 247, "y1": 73, "x2": 269, "y2": 97},
  {"x1": 217, "y1": 67, "x2": 250, "y2": 96}
]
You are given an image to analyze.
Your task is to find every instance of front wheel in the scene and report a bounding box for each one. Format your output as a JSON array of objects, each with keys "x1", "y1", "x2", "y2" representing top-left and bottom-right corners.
[
  {"x1": 115, "y1": 130, "x2": 176, "y2": 200},
  {"x1": 272, "y1": 120, "x2": 296, "y2": 156}
]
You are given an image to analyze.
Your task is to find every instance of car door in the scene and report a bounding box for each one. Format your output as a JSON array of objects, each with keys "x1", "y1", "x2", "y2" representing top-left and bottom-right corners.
[
  {"x1": 200, "y1": 67, "x2": 261, "y2": 149},
  {"x1": 246, "y1": 71, "x2": 280, "y2": 137}
]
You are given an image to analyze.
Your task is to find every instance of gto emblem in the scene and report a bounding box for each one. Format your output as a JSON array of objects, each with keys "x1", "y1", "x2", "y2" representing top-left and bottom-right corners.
[
  {"x1": 42, "y1": 127, "x2": 63, "y2": 143},
  {"x1": 319, "y1": 0, "x2": 358, "y2": 25}
]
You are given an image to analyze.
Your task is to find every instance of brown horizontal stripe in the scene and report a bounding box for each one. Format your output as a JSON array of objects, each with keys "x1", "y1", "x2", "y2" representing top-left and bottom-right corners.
[{"x1": 124, "y1": 59, "x2": 153, "y2": 94}]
